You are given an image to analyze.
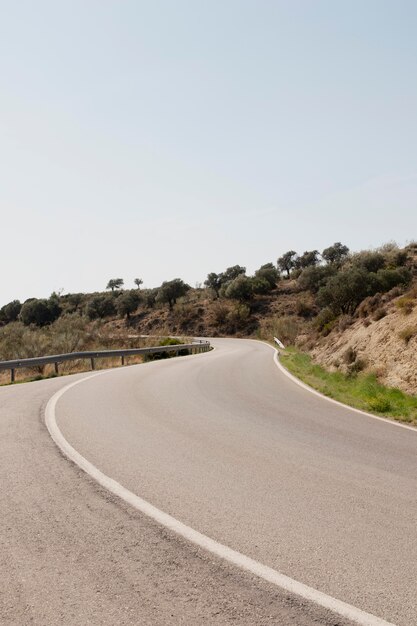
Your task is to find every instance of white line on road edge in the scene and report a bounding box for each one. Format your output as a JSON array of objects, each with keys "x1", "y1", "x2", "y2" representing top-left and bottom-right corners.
[
  {"x1": 269, "y1": 346, "x2": 417, "y2": 433},
  {"x1": 45, "y1": 372, "x2": 396, "y2": 626}
]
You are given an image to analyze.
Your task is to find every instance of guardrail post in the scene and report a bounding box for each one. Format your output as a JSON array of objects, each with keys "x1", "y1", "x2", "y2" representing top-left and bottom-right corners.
[
  {"x1": 90, "y1": 358, "x2": 95, "y2": 370},
  {"x1": 11, "y1": 368, "x2": 15, "y2": 383},
  {"x1": 54, "y1": 362, "x2": 59, "y2": 375},
  {"x1": 121, "y1": 355, "x2": 125, "y2": 366}
]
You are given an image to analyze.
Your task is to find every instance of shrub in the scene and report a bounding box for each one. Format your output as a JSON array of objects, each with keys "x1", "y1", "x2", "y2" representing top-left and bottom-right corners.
[
  {"x1": 251, "y1": 276, "x2": 271, "y2": 295},
  {"x1": 225, "y1": 275, "x2": 253, "y2": 301},
  {"x1": 254, "y1": 263, "x2": 279, "y2": 289},
  {"x1": 398, "y1": 326, "x2": 416, "y2": 344},
  {"x1": 86, "y1": 295, "x2": 117, "y2": 320},
  {"x1": 313, "y1": 307, "x2": 336, "y2": 331},
  {"x1": 270, "y1": 316, "x2": 300, "y2": 345},
  {"x1": 171, "y1": 302, "x2": 197, "y2": 328},
  {"x1": 372, "y1": 308, "x2": 387, "y2": 321},
  {"x1": 227, "y1": 303, "x2": 251, "y2": 325},
  {"x1": 298, "y1": 265, "x2": 336, "y2": 293},
  {"x1": 145, "y1": 337, "x2": 190, "y2": 361},
  {"x1": 144, "y1": 288, "x2": 158, "y2": 309},
  {"x1": 377, "y1": 268, "x2": 411, "y2": 292},
  {"x1": 367, "y1": 397, "x2": 392, "y2": 413},
  {"x1": 344, "y1": 347, "x2": 356, "y2": 364},
  {"x1": 116, "y1": 290, "x2": 141, "y2": 320},
  {"x1": 63, "y1": 293, "x2": 85, "y2": 314},
  {"x1": 211, "y1": 301, "x2": 230, "y2": 325},
  {"x1": 317, "y1": 268, "x2": 380, "y2": 315},
  {"x1": 295, "y1": 299, "x2": 315, "y2": 318},
  {"x1": 352, "y1": 251, "x2": 386, "y2": 273},
  {"x1": 386, "y1": 286, "x2": 403, "y2": 300},
  {"x1": 396, "y1": 296, "x2": 414, "y2": 315},
  {"x1": 338, "y1": 314, "x2": 353, "y2": 331},
  {"x1": 0, "y1": 300, "x2": 22, "y2": 324},
  {"x1": 0, "y1": 323, "x2": 50, "y2": 372},
  {"x1": 357, "y1": 294, "x2": 381, "y2": 318},
  {"x1": 20, "y1": 297, "x2": 62, "y2": 327},
  {"x1": 48, "y1": 314, "x2": 92, "y2": 353},
  {"x1": 346, "y1": 359, "x2": 366, "y2": 377}
]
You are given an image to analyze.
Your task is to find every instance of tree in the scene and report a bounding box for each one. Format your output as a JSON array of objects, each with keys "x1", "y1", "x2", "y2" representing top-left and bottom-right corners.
[
  {"x1": 251, "y1": 276, "x2": 271, "y2": 295},
  {"x1": 225, "y1": 275, "x2": 253, "y2": 301},
  {"x1": 63, "y1": 293, "x2": 84, "y2": 314},
  {"x1": 317, "y1": 268, "x2": 379, "y2": 315},
  {"x1": 156, "y1": 279, "x2": 190, "y2": 310},
  {"x1": 106, "y1": 278, "x2": 124, "y2": 292},
  {"x1": 222, "y1": 265, "x2": 246, "y2": 284},
  {"x1": 277, "y1": 251, "x2": 297, "y2": 278},
  {"x1": 144, "y1": 288, "x2": 158, "y2": 309},
  {"x1": 298, "y1": 265, "x2": 336, "y2": 293},
  {"x1": 254, "y1": 263, "x2": 279, "y2": 289},
  {"x1": 0, "y1": 300, "x2": 22, "y2": 324},
  {"x1": 116, "y1": 291, "x2": 141, "y2": 320},
  {"x1": 204, "y1": 272, "x2": 223, "y2": 298},
  {"x1": 376, "y1": 268, "x2": 411, "y2": 292},
  {"x1": 86, "y1": 295, "x2": 117, "y2": 320},
  {"x1": 352, "y1": 251, "x2": 385, "y2": 273},
  {"x1": 322, "y1": 242, "x2": 349, "y2": 266},
  {"x1": 20, "y1": 297, "x2": 61, "y2": 327},
  {"x1": 296, "y1": 250, "x2": 320, "y2": 269},
  {"x1": 134, "y1": 278, "x2": 143, "y2": 289}
]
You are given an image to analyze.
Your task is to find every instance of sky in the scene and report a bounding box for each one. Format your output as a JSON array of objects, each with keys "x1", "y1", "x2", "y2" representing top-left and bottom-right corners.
[{"x1": 1, "y1": 0, "x2": 417, "y2": 306}]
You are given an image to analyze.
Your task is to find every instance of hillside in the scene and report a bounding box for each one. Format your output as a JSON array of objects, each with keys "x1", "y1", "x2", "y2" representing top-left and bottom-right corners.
[
  {"x1": 1, "y1": 242, "x2": 416, "y2": 395},
  {"x1": 310, "y1": 290, "x2": 417, "y2": 394}
]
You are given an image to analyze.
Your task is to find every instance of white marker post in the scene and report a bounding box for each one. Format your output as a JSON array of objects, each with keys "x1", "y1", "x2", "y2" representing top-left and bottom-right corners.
[{"x1": 274, "y1": 337, "x2": 285, "y2": 350}]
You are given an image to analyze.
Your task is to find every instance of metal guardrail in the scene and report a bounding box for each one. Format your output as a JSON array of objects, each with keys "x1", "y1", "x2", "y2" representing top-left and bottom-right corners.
[{"x1": 0, "y1": 341, "x2": 211, "y2": 383}]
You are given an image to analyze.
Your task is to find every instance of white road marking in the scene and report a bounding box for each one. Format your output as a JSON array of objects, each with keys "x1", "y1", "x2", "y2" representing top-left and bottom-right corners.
[{"x1": 45, "y1": 367, "x2": 396, "y2": 626}]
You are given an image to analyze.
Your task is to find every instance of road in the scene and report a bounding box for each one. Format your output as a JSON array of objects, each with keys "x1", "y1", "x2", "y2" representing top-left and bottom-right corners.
[{"x1": 1, "y1": 338, "x2": 416, "y2": 625}]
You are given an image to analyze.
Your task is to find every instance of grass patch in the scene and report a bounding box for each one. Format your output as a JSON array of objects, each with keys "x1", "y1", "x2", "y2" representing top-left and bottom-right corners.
[{"x1": 280, "y1": 348, "x2": 417, "y2": 426}]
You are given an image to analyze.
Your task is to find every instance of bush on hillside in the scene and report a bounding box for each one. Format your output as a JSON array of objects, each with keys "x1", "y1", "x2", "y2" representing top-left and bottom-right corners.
[
  {"x1": 86, "y1": 295, "x2": 117, "y2": 320},
  {"x1": 322, "y1": 242, "x2": 349, "y2": 266},
  {"x1": 0, "y1": 300, "x2": 22, "y2": 324},
  {"x1": 225, "y1": 275, "x2": 253, "y2": 301},
  {"x1": 298, "y1": 265, "x2": 336, "y2": 293},
  {"x1": 317, "y1": 268, "x2": 379, "y2": 315},
  {"x1": 254, "y1": 263, "x2": 279, "y2": 288},
  {"x1": 116, "y1": 290, "x2": 141, "y2": 320},
  {"x1": 351, "y1": 251, "x2": 386, "y2": 273},
  {"x1": 20, "y1": 296, "x2": 61, "y2": 327},
  {"x1": 156, "y1": 279, "x2": 190, "y2": 310},
  {"x1": 396, "y1": 296, "x2": 415, "y2": 315}
]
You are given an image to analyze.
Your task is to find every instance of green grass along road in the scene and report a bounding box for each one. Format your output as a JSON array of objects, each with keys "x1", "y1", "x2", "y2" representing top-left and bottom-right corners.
[{"x1": 280, "y1": 348, "x2": 417, "y2": 427}]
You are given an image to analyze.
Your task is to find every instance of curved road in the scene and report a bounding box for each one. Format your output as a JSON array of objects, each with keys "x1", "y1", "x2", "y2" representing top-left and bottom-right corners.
[{"x1": 1, "y1": 338, "x2": 416, "y2": 625}]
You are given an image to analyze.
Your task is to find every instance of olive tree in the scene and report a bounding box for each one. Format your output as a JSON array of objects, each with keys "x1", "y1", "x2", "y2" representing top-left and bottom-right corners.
[
  {"x1": 106, "y1": 278, "x2": 124, "y2": 292},
  {"x1": 156, "y1": 279, "x2": 190, "y2": 310},
  {"x1": 116, "y1": 290, "x2": 141, "y2": 320},
  {"x1": 322, "y1": 242, "x2": 349, "y2": 266},
  {"x1": 225, "y1": 275, "x2": 253, "y2": 301},
  {"x1": 277, "y1": 251, "x2": 297, "y2": 278},
  {"x1": 0, "y1": 300, "x2": 21, "y2": 324},
  {"x1": 20, "y1": 297, "x2": 61, "y2": 327}
]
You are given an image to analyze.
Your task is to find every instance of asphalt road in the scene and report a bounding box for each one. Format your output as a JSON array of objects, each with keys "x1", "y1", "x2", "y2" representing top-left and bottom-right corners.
[{"x1": 1, "y1": 338, "x2": 416, "y2": 625}]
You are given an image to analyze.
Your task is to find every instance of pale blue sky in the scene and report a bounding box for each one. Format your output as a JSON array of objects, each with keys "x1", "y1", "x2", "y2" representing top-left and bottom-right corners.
[{"x1": 1, "y1": 0, "x2": 416, "y2": 305}]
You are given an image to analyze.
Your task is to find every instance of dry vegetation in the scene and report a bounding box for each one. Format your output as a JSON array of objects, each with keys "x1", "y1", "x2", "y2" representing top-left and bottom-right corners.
[{"x1": 1, "y1": 242, "x2": 417, "y2": 397}]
